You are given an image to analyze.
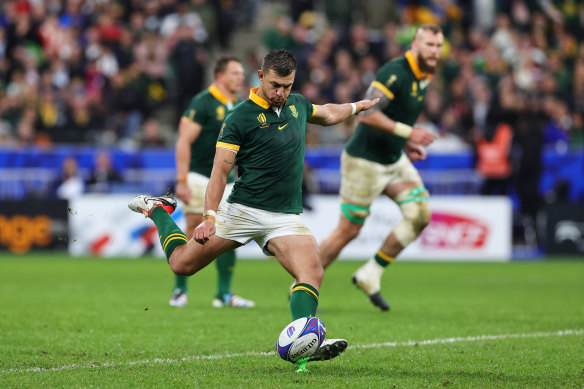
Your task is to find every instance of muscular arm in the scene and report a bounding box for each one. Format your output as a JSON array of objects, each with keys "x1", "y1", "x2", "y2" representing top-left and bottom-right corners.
[
  {"x1": 175, "y1": 118, "x2": 202, "y2": 203},
  {"x1": 204, "y1": 147, "x2": 235, "y2": 213},
  {"x1": 358, "y1": 86, "x2": 396, "y2": 129},
  {"x1": 194, "y1": 147, "x2": 236, "y2": 244},
  {"x1": 358, "y1": 85, "x2": 436, "y2": 146},
  {"x1": 307, "y1": 98, "x2": 379, "y2": 126}
]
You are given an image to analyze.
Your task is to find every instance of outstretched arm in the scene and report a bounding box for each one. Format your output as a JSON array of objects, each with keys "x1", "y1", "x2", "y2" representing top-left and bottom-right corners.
[
  {"x1": 193, "y1": 147, "x2": 235, "y2": 244},
  {"x1": 358, "y1": 85, "x2": 436, "y2": 146},
  {"x1": 307, "y1": 98, "x2": 379, "y2": 126}
]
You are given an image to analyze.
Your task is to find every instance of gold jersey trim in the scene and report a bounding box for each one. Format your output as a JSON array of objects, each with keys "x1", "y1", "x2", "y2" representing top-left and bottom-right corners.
[
  {"x1": 249, "y1": 87, "x2": 270, "y2": 109},
  {"x1": 208, "y1": 84, "x2": 236, "y2": 105},
  {"x1": 310, "y1": 104, "x2": 317, "y2": 117},
  {"x1": 405, "y1": 51, "x2": 432, "y2": 81},
  {"x1": 216, "y1": 141, "x2": 240, "y2": 151},
  {"x1": 371, "y1": 81, "x2": 395, "y2": 100}
]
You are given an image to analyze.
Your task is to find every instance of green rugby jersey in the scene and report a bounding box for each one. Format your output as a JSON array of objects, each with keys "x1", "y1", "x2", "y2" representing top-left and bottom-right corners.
[
  {"x1": 182, "y1": 84, "x2": 240, "y2": 182},
  {"x1": 216, "y1": 88, "x2": 315, "y2": 213},
  {"x1": 345, "y1": 51, "x2": 432, "y2": 164}
]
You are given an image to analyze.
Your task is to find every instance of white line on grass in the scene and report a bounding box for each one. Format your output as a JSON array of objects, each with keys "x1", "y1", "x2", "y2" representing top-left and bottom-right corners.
[{"x1": 2, "y1": 328, "x2": 582, "y2": 375}]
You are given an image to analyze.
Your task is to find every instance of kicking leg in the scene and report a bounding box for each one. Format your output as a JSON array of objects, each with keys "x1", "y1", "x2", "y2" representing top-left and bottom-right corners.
[{"x1": 129, "y1": 194, "x2": 240, "y2": 277}]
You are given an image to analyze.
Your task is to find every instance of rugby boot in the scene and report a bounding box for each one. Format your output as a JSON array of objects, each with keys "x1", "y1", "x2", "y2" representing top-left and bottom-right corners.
[
  {"x1": 352, "y1": 259, "x2": 390, "y2": 311},
  {"x1": 308, "y1": 339, "x2": 348, "y2": 362},
  {"x1": 128, "y1": 194, "x2": 177, "y2": 218}
]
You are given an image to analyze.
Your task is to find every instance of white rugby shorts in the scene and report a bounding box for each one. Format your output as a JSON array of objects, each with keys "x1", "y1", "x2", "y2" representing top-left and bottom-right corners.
[
  {"x1": 182, "y1": 171, "x2": 234, "y2": 214},
  {"x1": 339, "y1": 151, "x2": 423, "y2": 206},
  {"x1": 215, "y1": 202, "x2": 312, "y2": 256}
]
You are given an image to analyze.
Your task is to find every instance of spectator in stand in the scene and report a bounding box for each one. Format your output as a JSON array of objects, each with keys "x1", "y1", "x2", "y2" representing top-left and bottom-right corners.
[
  {"x1": 55, "y1": 157, "x2": 84, "y2": 200},
  {"x1": 86, "y1": 151, "x2": 123, "y2": 193},
  {"x1": 139, "y1": 116, "x2": 169, "y2": 148}
]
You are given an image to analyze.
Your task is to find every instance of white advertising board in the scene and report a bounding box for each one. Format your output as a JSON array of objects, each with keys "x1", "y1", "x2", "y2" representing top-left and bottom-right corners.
[
  {"x1": 69, "y1": 195, "x2": 511, "y2": 261},
  {"x1": 303, "y1": 195, "x2": 511, "y2": 261},
  {"x1": 69, "y1": 194, "x2": 185, "y2": 258}
]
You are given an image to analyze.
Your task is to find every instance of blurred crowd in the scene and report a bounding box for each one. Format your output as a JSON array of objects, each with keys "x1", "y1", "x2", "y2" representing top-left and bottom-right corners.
[
  {"x1": 260, "y1": 1, "x2": 584, "y2": 153},
  {"x1": 0, "y1": 0, "x2": 582, "y2": 152},
  {"x1": 0, "y1": 0, "x2": 256, "y2": 147}
]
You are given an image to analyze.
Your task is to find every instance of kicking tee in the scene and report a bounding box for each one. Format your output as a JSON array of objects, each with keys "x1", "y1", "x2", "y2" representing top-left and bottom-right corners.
[
  {"x1": 345, "y1": 51, "x2": 431, "y2": 164},
  {"x1": 182, "y1": 84, "x2": 240, "y2": 182},
  {"x1": 216, "y1": 88, "x2": 315, "y2": 214}
]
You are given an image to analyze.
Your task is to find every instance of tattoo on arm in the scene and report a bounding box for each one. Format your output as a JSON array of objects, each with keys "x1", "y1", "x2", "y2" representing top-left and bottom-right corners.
[
  {"x1": 223, "y1": 159, "x2": 234, "y2": 165},
  {"x1": 360, "y1": 86, "x2": 390, "y2": 117}
]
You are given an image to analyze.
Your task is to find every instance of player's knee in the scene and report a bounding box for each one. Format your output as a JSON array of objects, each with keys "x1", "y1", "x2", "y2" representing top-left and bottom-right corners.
[
  {"x1": 394, "y1": 200, "x2": 430, "y2": 246},
  {"x1": 412, "y1": 201, "x2": 431, "y2": 234},
  {"x1": 169, "y1": 254, "x2": 196, "y2": 276}
]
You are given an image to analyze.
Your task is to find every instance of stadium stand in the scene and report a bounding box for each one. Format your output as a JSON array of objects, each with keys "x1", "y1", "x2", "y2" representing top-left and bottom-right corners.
[{"x1": 0, "y1": 0, "x2": 583, "y2": 253}]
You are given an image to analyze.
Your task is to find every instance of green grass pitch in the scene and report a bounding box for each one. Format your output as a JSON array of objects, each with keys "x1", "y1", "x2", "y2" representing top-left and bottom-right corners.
[{"x1": 1, "y1": 253, "x2": 583, "y2": 387}]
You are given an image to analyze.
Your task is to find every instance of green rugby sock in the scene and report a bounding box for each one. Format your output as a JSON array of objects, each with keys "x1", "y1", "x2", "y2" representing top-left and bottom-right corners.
[
  {"x1": 374, "y1": 250, "x2": 394, "y2": 268},
  {"x1": 215, "y1": 250, "x2": 236, "y2": 299},
  {"x1": 174, "y1": 275, "x2": 187, "y2": 294},
  {"x1": 150, "y1": 206, "x2": 188, "y2": 261},
  {"x1": 290, "y1": 283, "x2": 319, "y2": 320}
]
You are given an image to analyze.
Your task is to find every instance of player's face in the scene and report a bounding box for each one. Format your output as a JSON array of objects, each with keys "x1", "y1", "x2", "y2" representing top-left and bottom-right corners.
[
  {"x1": 221, "y1": 61, "x2": 245, "y2": 94},
  {"x1": 413, "y1": 30, "x2": 444, "y2": 74},
  {"x1": 258, "y1": 68, "x2": 295, "y2": 107}
]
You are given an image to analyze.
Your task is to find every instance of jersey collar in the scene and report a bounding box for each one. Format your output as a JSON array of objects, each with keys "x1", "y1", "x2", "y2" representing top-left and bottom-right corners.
[
  {"x1": 249, "y1": 87, "x2": 271, "y2": 109},
  {"x1": 405, "y1": 51, "x2": 432, "y2": 81},
  {"x1": 209, "y1": 84, "x2": 236, "y2": 105}
]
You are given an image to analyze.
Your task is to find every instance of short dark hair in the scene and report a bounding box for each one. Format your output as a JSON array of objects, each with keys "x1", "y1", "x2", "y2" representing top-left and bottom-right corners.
[
  {"x1": 261, "y1": 49, "x2": 297, "y2": 76},
  {"x1": 214, "y1": 56, "x2": 241, "y2": 76},
  {"x1": 416, "y1": 24, "x2": 443, "y2": 36}
]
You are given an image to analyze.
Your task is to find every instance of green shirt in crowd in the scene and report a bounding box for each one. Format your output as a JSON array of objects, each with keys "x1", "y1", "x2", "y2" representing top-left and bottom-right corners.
[
  {"x1": 345, "y1": 51, "x2": 432, "y2": 164},
  {"x1": 217, "y1": 88, "x2": 315, "y2": 214},
  {"x1": 182, "y1": 84, "x2": 240, "y2": 182}
]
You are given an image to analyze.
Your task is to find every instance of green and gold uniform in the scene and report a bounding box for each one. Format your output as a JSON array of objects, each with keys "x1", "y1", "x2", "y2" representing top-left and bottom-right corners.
[
  {"x1": 182, "y1": 84, "x2": 239, "y2": 182},
  {"x1": 217, "y1": 87, "x2": 316, "y2": 213},
  {"x1": 345, "y1": 51, "x2": 432, "y2": 164}
]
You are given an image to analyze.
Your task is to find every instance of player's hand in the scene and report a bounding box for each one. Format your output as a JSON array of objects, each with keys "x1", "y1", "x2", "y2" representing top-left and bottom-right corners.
[
  {"x1": 409, "y1": 128, "x2": 437, "y2": 146},
  {"x1": 405, "y1": 141, "x2": 427, "y2": 162},
  {"x1": 175, "y1": 181, "x2": 192, "y2": 204},
  {"x1": 194, "y1": 220, "x2": 216, "y2": 244},
  {"x1": 356, "y1": 98, "x2": 380, "y2": 113}
]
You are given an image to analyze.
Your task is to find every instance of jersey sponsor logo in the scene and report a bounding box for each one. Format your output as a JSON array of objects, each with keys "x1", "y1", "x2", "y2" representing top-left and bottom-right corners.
[
  {"x1": 219, "y1": 123, "x2": 226, "y2": 138},
  {"x1": 189, "y1": 109, "x2": 196, "y2": 120},
  {"x1": 386, "y1": 74, "x2": 397, "y2": 87},
  {"x1": 278, "y1": 123, "x2": 288, "y2": 130},
  {"x1": 216, "y1": 106, "x2": 225, "y2": 121},
  {"x1": 289, "y1": 105, "x2": 298, "y2": 118},
  {"x1": 257, "y1": 113, "x2": 267, "y2": 124},
  {"x1": 420, "y1": 212, "x2": 489, "y2": 249}
]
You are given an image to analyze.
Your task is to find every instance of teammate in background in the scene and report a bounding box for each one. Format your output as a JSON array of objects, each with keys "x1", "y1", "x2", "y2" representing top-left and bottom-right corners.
[
  {"x1": 170, "y1": 56, "x2": 255, "y2": 308},
  {"x1": 319, "y1": 25, "x2": 443, "y2": 311},
  {"x1": 129, "y1": 49, "x2": 378, "y2": 362}
]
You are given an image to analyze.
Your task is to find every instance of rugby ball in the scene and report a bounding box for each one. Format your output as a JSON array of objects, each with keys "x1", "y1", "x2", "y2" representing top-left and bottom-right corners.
[{"x1": 276, "y1": 316, "x2": 326, "y2": 362}]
